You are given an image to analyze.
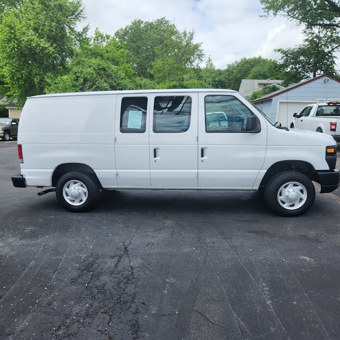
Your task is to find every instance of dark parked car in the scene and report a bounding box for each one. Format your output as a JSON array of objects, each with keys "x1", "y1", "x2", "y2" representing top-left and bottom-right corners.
[{"x1": 0, "y1": 118, "x2": 19, "y2": 141}]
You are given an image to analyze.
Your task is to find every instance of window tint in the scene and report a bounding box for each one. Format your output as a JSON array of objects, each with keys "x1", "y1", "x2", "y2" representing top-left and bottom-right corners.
[
  {"x1": 153, "y1": 96, "x2": 191, "y2": 133},
  {"x1": 316, "y1": 105, "x2": 340, "y2": 116},
  {"x1": 120, "y1": 97, "x2": 147, "y2": 133},
  {"x1": 205, "y1": 95, "x2": 254, "y2": 133}
]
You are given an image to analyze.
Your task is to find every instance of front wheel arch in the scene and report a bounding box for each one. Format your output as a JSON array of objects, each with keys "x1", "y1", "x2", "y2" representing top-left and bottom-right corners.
[{"x1": 259, "y1": 161, "x2": 316, "y2": 189}]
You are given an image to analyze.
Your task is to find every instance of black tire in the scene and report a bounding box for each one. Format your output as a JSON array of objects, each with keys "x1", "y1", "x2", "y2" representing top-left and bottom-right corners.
[
  {"x1": 290, "y1": 123, "x2": 294, "y2": 129},
  {"x1": 264, "y1": 171, "x2": 315, "y2": 217},
  {"x1": 56, "y1": 171, "x2": 100, "y2": 212},
  {"x1": 3, "y1": 131, "x2": 10, "y2": 141},
  {"x1": 316, "y1": 128, "x2": 323, "y2": 133}
]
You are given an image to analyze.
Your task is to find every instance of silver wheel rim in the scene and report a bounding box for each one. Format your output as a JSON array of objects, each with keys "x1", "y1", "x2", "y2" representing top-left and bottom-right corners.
[
  {"x1": 63, "y1": 180, "x2": 88, "y2": 206},
  {"x1": 277, "y1": 181, "x2": 307, "y2": 210}
]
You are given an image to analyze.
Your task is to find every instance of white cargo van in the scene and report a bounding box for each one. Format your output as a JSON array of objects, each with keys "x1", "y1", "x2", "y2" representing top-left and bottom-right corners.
[{"x1": 12, "y1": 89, "x2": 339, "y2": 216}]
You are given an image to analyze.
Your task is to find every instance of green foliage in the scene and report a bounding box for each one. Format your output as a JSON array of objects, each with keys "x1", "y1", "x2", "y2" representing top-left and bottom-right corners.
[
  {"x1": 260, "y1": 0, "x2": 340, "y2": 81},
  {"x1": 0, "y1": 105, "x2": 8, "y2": 117},
  {"x1": 0, "y1": 0, "x2": 22, "y2": 14},
  {"x1": 221, "y1": 57, "x2": 286, "y2": 90},
  {"x1": 1, "y1": 0, "x2": 339, "y2": 105},
  {"x1": 115, "y1": 18, "x2": 204, "y2": 81},
  {"x1": 47, "y1": 29, "x2": 135, "y2": 93},
  {"x1": 249, "y1": 85, "x2": 281, "y2": 101},
  {"x1": 0, "y1": 0, "x2": 84, "y2": 105},
  {"x1": 276, "y1": 32, "x2": 338, "y2": 79},
  {"x1": 260, "y1": 0, "x2": 340, "y2": 30}
]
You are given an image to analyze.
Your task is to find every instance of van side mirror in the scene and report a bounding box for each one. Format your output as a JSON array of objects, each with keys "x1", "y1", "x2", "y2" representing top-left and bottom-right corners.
[{"x1": 246, "y1": 115, "x2": 261, "y2": 132}]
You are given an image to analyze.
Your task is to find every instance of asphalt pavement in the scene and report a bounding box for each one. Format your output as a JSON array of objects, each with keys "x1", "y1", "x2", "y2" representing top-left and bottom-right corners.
[{"x1": 0, "y1": 141, "x2": 340, "y2": 339}]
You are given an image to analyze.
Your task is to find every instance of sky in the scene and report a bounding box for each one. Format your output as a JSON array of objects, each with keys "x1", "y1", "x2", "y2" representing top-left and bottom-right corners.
[{"x1": 80, "y1": 0, "x2": 306, "y2": 69}]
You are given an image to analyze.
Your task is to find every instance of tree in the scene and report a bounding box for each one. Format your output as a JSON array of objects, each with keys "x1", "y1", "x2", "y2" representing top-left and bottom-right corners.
[
  {"x1": 276, "y1": 32, "x2": 338, "y2": 79},
  {"x1": 0, "y1": 0, "x2": 21, "y2": 15},
  {"x1": 222, "y1": 57, "x2": 286, "y2": 90},
  {"x1": 47, "y1": 30, "x2": 135, "y2": 93},
  {"x1": 260, "y1": 0, "x2": 340, "y2": 31},
  {"x1": 0, "y1": 0, "x2": 85, "y2": 105},
  {"x1": 115, "y1": 18, "x2": 204, "y2": 81}
]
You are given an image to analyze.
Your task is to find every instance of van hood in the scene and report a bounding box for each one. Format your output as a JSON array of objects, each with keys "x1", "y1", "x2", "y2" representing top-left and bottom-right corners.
[
  {"x1": 268, "y1": 125, "x2": 336, "y2": 146},
  {"x1": 289, "y1": 128, "x2": 336, "y2": 144}
]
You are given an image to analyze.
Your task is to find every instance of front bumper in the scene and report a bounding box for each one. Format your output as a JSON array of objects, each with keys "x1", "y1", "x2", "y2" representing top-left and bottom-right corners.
[
  {"x1": 317, "y1": 169, "x2": 339, "y2": 193},
  {"x1": 12, "y1": 174, "x2": 26, "y2": 188}
]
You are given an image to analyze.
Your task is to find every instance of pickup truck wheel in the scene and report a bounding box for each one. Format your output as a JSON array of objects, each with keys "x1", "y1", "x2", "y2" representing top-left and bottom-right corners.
[
  {"x1": 264, "y1": 171, "x2": 315, "y2": 216},
  {"x1": 3, "y1": 131, "x2": 10, "y2": 141},
  {"x1": 316, "y1": 128, "x2": 323, "y2": 133},
  {"x1": 56, "y1": 172, "x2": 100, "y2": 212}
]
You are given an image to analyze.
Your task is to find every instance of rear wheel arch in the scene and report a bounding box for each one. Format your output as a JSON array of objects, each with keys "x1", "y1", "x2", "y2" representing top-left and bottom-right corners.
[{"x1": 52, "y1": 163, "x2": 102, "y2": 189}]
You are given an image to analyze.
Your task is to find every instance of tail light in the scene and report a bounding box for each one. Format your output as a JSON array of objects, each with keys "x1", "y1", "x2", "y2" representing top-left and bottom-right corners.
[
  {"x1": 330, "y1": 122, "x2": 337, "y2": 132},
  {"x1": 18, "y1": 144, "x2": 23, "y2": 163}
]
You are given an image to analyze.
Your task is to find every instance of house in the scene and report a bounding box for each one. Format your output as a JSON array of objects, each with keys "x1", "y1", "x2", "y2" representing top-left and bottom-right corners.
[
  {"x1": 5, "y1": 104, "x2": 21, "y2": 119},
  {"x1": 239, "y1": 79, "x2": 284, "y2": 97},
  {"x1": 0, "y1": 97, "x2": 22, "y2": 118},
  {"x1": 253, "y1": 75, "x2": 340, "y2": 126}
]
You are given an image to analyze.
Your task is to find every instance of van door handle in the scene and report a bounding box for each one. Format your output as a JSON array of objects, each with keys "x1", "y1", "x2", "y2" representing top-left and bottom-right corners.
[
  {"x1": 201, "y1": 147, "x2": 207, "y2": 159},
  {"x1": 153, "y1": 148, "x2": 159, "y2": 160}
]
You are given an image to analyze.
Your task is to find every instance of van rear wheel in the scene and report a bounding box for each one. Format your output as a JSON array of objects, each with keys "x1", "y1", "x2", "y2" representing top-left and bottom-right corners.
[
  {"x1": 264, "y1": 171, "x2": 315, "y2": 216},
  {"x1": 56, "y1": 172, "x2": 99, "y2": 212}
]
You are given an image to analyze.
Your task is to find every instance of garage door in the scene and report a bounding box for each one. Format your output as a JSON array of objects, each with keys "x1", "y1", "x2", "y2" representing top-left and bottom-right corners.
[{"x1": 276, "y1": 101, "x2": 317, "y2": 127}]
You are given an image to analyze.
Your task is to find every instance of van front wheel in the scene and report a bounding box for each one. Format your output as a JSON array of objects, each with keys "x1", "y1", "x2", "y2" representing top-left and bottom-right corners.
[
  {"x1": 264, "y1": 171, "x2": 315, "y2": 216},
  {"x1": 56, "y1": 172, "x2": 100, "y2": 212}
]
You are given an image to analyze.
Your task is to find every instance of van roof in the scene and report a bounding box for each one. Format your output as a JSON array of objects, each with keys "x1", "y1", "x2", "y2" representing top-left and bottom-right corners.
[{"x1": 29, "y1": 89, "x2": 237, "y2": 99}]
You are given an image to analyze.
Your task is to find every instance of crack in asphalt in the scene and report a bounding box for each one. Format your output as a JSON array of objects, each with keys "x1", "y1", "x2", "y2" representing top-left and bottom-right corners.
[{"x1": 51, "y1": 240, "x2": 141, "y2": 340}]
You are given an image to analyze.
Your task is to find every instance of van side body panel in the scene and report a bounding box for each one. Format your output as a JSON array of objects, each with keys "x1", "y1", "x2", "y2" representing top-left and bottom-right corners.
[{"x1": 18, "y1": 94, "x2": 117, "y2": 187}]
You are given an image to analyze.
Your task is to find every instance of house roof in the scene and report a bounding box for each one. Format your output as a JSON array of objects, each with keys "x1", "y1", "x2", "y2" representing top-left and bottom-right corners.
[
  {"x1": 253, "y1": 74, "x2": 340, "y2": 103},
  {"x1": 239, "y1": 79, "x2": 283, "y2": 96}
]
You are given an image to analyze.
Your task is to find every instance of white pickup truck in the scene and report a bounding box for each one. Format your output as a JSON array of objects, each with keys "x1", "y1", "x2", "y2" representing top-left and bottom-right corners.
[{"x1": 290, "y1": 101, "x2": 340, "y2": 142}]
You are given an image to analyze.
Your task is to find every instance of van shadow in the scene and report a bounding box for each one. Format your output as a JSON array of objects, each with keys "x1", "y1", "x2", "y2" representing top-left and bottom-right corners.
[{"x1": 98, "y1": 189, "x2": 267, "y2": 215}]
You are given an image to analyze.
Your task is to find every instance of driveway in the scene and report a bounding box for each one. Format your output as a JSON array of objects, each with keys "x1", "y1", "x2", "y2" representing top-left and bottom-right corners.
[{"x1": 0, "y1": 142, "x2": 340, "y2": 339}]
